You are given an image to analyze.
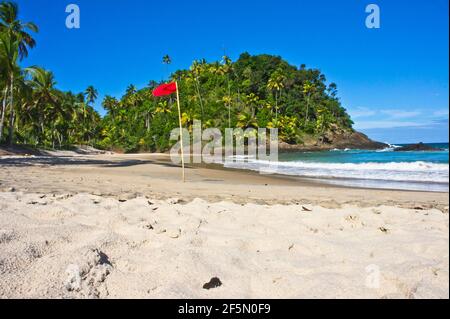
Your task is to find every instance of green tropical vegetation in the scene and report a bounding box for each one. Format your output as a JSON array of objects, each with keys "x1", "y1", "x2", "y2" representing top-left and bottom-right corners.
[
  {"x1": 0, "y1": 1, "x2": 100, "y2": 149},
  {"x1": 1, "y1": 1, "x2": 355, "y2": 153},
  {"x1": 97, "y1": 53, "x2": 354, "y2": 152}
]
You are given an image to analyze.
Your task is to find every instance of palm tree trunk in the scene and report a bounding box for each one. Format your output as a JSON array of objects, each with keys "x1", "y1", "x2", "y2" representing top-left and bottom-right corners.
[
  {"x1": 227, "y1": 101, "x2": 231, "y2": 129},
  {"x1": 305, "y1": 96, "x2": 310, "y2": 123},
  {"x1": 0, "y1": 86, "x2": 8, "y2": 143},
  {"x1": 275, "y1": 91, "x2": 278, "y2": 121},
  {"x1": 227, "y1": 74, "x2": 231, "y2": 128},
  {"x1": 41, "y1": 118, "x2": 45, "y2": 135},
  {"x1": 7, "y1": 75, "x2": 14, "y2": 146},
  {"x1": 195, "y1": 78, "x2": 204, "y2": 123},
  {"x1": 57, "y1": 132, "x2": 62, "y2": 149}
]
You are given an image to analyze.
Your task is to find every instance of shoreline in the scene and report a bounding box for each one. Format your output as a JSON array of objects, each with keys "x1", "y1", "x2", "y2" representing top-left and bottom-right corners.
[
  {"x1": 0, "y1": 152, "x2": 448, "y2": 209},
  {"x1": 2, "y1": 144, "x2": 448, "y2": 193}
]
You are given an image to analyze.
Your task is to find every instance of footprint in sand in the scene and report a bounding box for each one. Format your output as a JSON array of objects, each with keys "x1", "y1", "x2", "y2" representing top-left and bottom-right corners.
[{"x1": 65, "y1": 248, "x2": 113, "y2": 299}]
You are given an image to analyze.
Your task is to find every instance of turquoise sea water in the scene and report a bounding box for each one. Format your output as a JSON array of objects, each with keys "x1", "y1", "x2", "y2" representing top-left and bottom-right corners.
[
  {"x1": 225, "y1": 143, "x2": 449, "y2": 192},
  {"x1": 279, "y1": 143, "x2": 449, "y2": 165}
]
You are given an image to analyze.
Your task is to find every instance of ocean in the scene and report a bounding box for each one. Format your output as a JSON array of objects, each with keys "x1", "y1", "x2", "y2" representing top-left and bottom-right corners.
[{"x1": 224, "y1": 143, "x2": 449, "y2": 192}]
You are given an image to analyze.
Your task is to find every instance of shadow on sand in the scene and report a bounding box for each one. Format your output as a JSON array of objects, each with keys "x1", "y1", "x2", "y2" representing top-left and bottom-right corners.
[{"x1": 0, "y1": 155, "x2": 189, "y2": 169}]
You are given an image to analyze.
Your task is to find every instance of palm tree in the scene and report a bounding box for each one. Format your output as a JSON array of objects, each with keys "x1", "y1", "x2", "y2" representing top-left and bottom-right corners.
[
  {"x1": 236, "y1": 111, "x2": 258, "y2": 129},
  {"x1": 222, "y1": 55, "x2": 233, "y2": 127},
  {"x1": 316, "y1": 106, "x2": 332, "y2": 139},
  {"x1": 155, "y1": 101, "x2": 171, "y2": 115},
  {"x1": 267, "y1": 73, "x2": 285, "y2": 120},
  {"x1": 58, "y1": 91, "x2": 83, "y2": 145},
  {"x1": 244, "y1": 93, "x2": 260, "y2": 119},
  {"x1": 102, "y1": 95, "x2": 118, "y2": 116},
  {"x1": 221, "y1": 95, "x2": 232, "y2": 127},
  {"x1": 303, "y1": 81, "x2": 316, "y2": 123},
  {"x1": 162, "y1": 54, "x2": 172, "y2": 78},
  {"x1": 190, "y1": 60, "x2": 205, "y2": 122},
  {"x1": 25, "y1": 66, "x2": 59, "y2": 141},
  {"x1": 123, "y1": 84, "x2": 138, "y2": 107},
  {"x1": 27, "y1": 67, "x2": 58, "y2": 105},
  {"x1": 125, "y1": 84, "x2": 136, "y2": 96},
  {"x1": 154, "y1": 100, "x2": 172, "y2": 122},
  {"x1": 0, "y1": 86, "x2": 6, "y2": 142},
  {"x1": 0, "y1": 34, "x2": 16, "y2": 142},
  {"x1": 0, "y1": 1, "x2": 37, "y2": 144},
  {"x1": 83, "y1": 85, "x2": 98, "y2": 126},
  {"x1": 147, "y1": 80, "x2": 158, "y2": 90},
  {"x1": 162, "y1": 54, "x2": 172, "y2": 65},
  {"x1": 7, "y1": 67, "x2": 27, "y2": 145},
  {"x1": 0, "y1": 34, "x2": 18, "y2": 144},
  {"x1": 84, "y1": 85, "x2": 98, "y2": 106},
  {"x1": 0, "y1": 1, "x2": 38, "y2": 60}
]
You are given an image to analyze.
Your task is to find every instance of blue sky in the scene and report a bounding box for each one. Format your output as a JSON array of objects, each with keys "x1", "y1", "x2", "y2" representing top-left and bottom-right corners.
[{"x1": 15, "y1": 0, "x2": 449, "y2": 143}]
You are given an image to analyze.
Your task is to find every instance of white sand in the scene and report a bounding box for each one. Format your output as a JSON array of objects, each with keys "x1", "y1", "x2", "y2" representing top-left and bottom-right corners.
[
  {"x1": 0, "y1": 191, "x2": 448, "y2": 299},
  {"x1": 0, "y1": 153, "x2": 448, "y2": 299}
]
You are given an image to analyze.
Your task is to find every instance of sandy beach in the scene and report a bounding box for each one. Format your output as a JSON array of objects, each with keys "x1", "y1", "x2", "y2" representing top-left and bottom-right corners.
[{"x1": 0, "y1": 152, "x2": 448, "y2": 299}]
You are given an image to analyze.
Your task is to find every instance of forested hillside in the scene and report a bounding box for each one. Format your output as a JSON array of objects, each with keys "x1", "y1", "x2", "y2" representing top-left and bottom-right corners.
[{"x1": 98, "y1": 53, "x2": 355, "y2": 152}]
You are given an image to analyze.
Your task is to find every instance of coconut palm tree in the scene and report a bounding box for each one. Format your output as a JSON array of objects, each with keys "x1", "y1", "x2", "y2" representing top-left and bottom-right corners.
[
  {"x1": 26, "y1": 67, "x2": 58, "y2": 105},
  {"x1": 221, "y1": 55, "x2": 233, "y2": 127},
  {"x1": 0, "y1": 1, "x2": 37, "y2": 144},
  {"x1": 25, "y1": 66, "x2": 59, "y2": 141},
  {"x1": 57, "y1": 91, "x2": 83, "y2": 145},
  {"x1": 0, "y1": 1, "x2": 38, "y2": 60},
  {"x1": 189, "y1": 60, "x2": 205, "y2": 122},
  {"x1": 147, "y1": 80, "x2": 158, "y2": 90},
  {"x1": 102, "y1": 95, "x2": 118, "y2": 117},
  {"x1": 6, "y1": 68, "x2": 29, "y2": 144},
  {"x1": 0, "y1": 33, "x2": 18, "y2": 144},
  {"x1": 162, "y1": 54, "x2": 172, "y2": 77},
  {"x1": 303, "y1": 81, "x2": 316, "y2": 123},
  {"x1": 221, "y1": 95, "x2": 232, "y2": 128},
  {"x1": 84, "y1": 85, "x2": 98, "y2": 106},
  {"x1": 125, "y1": 84, "x2": 136, "y2": 97},
  {"x1": 267, "y1": 73, "x2": 285, "y2": 120},
  {"x1": 82, "y1": 85, "x2": 98, "y2": 127},
  {"x1": 236, "y1": 111, "x2": 258, "y2": 129},
  {"x1": 244, "y1": 93, "x2": 260, "y2": 119},
  {"x1": 0, "y1": 34, "x2": 15, "y2": 142},
  {"x1": 162, "y1": 54, "x2": 172, "y2": 65},
  {"x1": 154, "y1": 101, "x2": 171, "y2": 115}
]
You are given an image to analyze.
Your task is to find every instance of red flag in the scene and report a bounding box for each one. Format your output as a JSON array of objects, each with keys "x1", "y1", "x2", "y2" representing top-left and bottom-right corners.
[{"x1": 152, "y1": 82, "x2": 177, "y2": 97}]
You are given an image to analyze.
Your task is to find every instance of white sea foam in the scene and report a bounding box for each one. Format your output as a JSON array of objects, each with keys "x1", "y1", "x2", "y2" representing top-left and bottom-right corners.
[{"x1": 224, "y1": 158, "x2": 449, "y2": 191}]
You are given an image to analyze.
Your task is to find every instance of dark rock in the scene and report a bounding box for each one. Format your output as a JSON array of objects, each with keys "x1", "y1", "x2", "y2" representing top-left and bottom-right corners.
[
  {"x1": 394, "y1": 143, "x2": 443, "y2": 152},
  {"x1": 203, "y1": 277, "x2": 222, "y2": 290},
  {"x1": 279, "y1": 129, "x2": 388, "y2": 152}
]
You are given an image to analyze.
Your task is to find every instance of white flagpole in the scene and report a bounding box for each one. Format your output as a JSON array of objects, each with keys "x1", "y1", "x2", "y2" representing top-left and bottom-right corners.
[{"x1": 175, "y1": 81, "x2": 186, "y2": 182}]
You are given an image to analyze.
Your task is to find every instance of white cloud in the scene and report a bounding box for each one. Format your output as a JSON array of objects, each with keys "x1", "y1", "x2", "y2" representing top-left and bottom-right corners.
[
  {"x1": 380, "y1": 109, "x2": 422, "y2": 119},
  {"x1": 351, "y1": 106, "x2": 448, "y2": 130},
  {"x1": 354, "y1": 120, "x2": 431, "y2": 130},
  {"x1": 432, "y1": 109, "x2": 449, "y2": 118},
  {"x1": 349, "y1": 107, "x2": 376, "y2": 119}
]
